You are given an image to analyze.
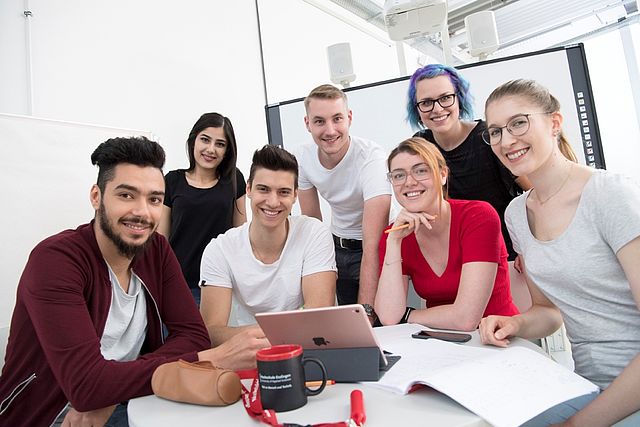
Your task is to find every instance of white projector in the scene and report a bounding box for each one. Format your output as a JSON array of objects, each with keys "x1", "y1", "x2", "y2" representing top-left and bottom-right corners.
[{"x1": 383, "y1": 0, "x2": 448, "y2": 41}]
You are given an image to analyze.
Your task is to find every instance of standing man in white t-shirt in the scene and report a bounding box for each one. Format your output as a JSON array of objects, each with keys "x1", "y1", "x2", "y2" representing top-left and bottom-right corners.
[
  {"x1": 297, "y1": 84, "x2": 392, "y2": 324},
  {"x1": 199, "y1": 144, "x2": 337, "y2": 346}
]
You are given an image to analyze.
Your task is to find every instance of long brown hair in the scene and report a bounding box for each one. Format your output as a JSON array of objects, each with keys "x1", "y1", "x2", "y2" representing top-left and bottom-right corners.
[{"x1": 186, "y1": 112, "x2": 240, "y2": 212}]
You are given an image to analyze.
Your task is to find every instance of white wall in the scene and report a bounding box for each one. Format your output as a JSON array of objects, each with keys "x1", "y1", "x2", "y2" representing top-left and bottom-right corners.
[
  {"x1": 0, "y1": 114, "x2": 153, "y2": 328},
  {"x1": 0, "y1": 0, "x2": 268, "y2": 327},
  {"x1": 584, "y1": 24, "x2": 640, "y2": 180},
  {"x1": 0, "y1": 0, "x2": 268, "y2": 175}
]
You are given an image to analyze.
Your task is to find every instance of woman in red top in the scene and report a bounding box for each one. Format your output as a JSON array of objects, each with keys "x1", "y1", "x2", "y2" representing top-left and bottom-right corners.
[{"x1": 375, "y1": 137, "x2": 518, "y2": 330}]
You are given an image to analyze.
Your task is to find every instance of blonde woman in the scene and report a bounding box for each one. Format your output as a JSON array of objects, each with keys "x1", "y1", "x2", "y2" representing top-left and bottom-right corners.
[{"x1": 480, "y1": 79, "x2": 640, "y2": 426}]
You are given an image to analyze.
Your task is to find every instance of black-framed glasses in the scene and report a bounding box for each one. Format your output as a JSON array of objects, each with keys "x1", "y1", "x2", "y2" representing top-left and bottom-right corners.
[
  {"x1": 482, "y1": 112, "x2": 553, "y2": 145},
  {"x1": 387, "y1": 163, "x2": 432, "y2": 185},
  {"x1": 415, "y1": 94, "x2": 457, "y2": 113}
]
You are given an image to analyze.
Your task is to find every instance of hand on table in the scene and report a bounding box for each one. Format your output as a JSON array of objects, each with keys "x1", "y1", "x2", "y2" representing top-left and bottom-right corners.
[{"x1": 479, "y1": 315, "x2": 523, "y2": 348}]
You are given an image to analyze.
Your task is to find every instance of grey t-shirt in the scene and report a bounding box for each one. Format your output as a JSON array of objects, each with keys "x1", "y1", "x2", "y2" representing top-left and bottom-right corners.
[
  {"x1": 101, "y1": 264, "x2": 148, "y2": 362},
  {"x1": 505, "y1": 170, "x2": 640, "y2": 389}
]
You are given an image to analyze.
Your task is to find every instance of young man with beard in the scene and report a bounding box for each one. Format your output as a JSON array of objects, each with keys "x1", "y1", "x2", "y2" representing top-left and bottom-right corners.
[
  {"x1": 0, "y1": 137, "x2": 266, "y2": 427},
  {"x1": 199, "y1": 144, "x2": 336, "y2": 346},
  {"x1": 296, "y1": 84, "x2": 391, "y2": 323}
]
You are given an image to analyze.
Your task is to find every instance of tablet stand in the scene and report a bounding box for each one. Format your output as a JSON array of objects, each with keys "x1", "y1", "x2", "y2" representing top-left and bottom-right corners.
[{"x1": 303, "y1": 347, "x2": 397, "y2": 382}]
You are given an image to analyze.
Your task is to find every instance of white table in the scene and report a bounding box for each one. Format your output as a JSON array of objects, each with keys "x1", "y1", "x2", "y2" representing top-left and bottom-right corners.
[
  {"x1": 128, "y1": 326, "x2": 546, "y2": 427},
  {"x1": 128, "y1": 382, "x2": 489, "y2": 427}
]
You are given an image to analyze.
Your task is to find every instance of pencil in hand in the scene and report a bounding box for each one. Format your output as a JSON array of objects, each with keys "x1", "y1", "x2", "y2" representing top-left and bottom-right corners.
[
  {"x1": 384, "y1": 215, "x2": 438, "y2": 234},
  {"x1": 384, "y1": 223, "x2": 410, "y2": 234}
]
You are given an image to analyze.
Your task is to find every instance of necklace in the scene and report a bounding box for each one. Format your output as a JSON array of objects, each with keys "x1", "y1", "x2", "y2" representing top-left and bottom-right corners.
[{"x1": 533, "y1": 163, "x2": 574, "y2": 205}]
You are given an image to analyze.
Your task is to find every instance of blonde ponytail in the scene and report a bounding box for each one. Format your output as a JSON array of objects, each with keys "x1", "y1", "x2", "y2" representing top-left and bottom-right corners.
[{"x1": 557, "y1": 132, "x2": 578, "y2": 163}]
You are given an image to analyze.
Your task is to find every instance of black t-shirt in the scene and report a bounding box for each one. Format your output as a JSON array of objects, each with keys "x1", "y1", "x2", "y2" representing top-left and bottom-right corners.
[
  {"x1": 414, "y1": 120, "x2": 521, "y2": 260},
  {"x1": 164, "y1": 168, "x2": 246, "y2": 288}
]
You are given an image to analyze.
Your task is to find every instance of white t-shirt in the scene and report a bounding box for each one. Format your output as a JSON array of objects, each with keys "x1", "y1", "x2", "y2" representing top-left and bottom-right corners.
[
  {"x1": 506, "y1": 170, "x2": 640, "y2": 389},
  {"x1": 200, "y1": 215, "x2": 337, "y2": 326},
  {"x1": 101, "y1": 264, "x2": 148, "y2": 362},
  {"x1": 297, "y1": 135, "x2": 392, "y2": 239}
]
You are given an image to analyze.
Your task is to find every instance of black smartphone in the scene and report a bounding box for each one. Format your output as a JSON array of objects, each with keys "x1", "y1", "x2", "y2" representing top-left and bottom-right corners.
[{"x1": 411, "y1": 330, "x2": 472, "y2": 343}]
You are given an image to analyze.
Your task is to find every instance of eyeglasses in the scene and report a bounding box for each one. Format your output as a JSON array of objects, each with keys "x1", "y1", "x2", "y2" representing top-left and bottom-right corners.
[
  {"x1": 415, "y1": 94, "x2": 457, "y2": 113},
  {"x1": 482, "y1": 112, "x2": 553, "y2": 145},
  {"x1": 387, "y1": 163, "x2": 432, "y2": 185}
]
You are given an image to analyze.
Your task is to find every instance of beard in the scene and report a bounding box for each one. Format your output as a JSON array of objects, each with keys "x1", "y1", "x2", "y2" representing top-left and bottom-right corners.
[{"x1": 98, "y1": 199, "x2": 154, "y2": 259}]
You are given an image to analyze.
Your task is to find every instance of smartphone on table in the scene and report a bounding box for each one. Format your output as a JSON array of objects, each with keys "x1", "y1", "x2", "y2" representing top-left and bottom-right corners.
[{"x1": 411, "y1": 330, "x2": 472, "y2": 343}]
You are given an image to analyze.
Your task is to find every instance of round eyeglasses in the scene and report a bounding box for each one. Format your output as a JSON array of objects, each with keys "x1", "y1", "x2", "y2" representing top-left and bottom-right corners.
[
  {"x1": 415, "y1": 94, "x2": 457, "y2": 113},
  {"x1": 387, "y1": 164, "x2": 432, "y2": 185},
  {"x1": 482, "y1": 112, "x2": 553, "y2": 145}
]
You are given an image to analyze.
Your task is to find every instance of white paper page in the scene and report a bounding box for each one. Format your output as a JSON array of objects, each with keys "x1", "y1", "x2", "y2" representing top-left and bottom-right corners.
[
  {"x1": 368, "y1": 325, "x2": 598, "y2": 427},
  {"x1": 425, "y1": 342, "x2": 597, "y2": 427}
]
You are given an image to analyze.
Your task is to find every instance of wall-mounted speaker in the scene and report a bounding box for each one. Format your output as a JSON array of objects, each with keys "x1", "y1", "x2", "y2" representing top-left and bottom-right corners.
[
  {"x1": 465, "y1": 11, "x2": 499, "y2": 58},
  {"x1": 327, "y1": 43, "x2": 356, "y2": 87}
]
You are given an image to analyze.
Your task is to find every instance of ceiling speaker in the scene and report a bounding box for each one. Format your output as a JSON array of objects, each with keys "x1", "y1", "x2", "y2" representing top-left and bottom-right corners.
[
  {"x1": 327, "y1": 43, "x2": 356, "y2": 87},
  {"x1": 465, "y1": 11, "x2": 499, "y2": 58}
]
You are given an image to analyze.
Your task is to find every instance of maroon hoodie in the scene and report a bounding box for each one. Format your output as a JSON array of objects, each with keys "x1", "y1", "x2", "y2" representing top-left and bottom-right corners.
[{"x1": 0, "y1": 222, "x2": 211, "y2": 426}]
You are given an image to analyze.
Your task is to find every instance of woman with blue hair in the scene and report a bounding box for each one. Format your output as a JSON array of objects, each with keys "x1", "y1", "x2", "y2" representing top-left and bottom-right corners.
[{"x1": 407, "y1": 64, "x2": 530, "y2": 261}]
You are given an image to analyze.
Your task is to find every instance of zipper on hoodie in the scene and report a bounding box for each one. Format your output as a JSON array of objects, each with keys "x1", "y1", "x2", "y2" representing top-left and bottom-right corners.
[
  {"x1": 135, "y1": 270, "x2": 164, "y2": 345},
  {"x1": 0, "y1": 373, "x2": 36, "y2": 415}
]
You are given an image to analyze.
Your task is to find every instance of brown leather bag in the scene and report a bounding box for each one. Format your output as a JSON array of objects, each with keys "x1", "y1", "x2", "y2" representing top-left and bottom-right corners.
[{"x1": 151, "y1": 359, "x2": 242, "y2": 406}]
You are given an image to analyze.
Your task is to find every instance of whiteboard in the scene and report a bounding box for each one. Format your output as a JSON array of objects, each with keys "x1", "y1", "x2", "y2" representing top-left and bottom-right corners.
[
  {"x1": 0, "y1": 113, "x2": 153, "y2": 327},
  {"x1": 266, "y1": 44, "x2": 604, "y2": 169}
]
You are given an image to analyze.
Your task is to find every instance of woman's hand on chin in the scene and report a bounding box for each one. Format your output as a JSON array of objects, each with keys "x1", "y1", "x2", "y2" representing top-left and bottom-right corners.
[{"x1": 388, "y1": 209, "x2": 437, "y2": 240}]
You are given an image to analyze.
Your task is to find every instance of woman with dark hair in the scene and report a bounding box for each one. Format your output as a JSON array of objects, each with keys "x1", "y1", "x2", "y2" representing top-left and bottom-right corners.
[
  {"x1": 406, "y1": 64, "x2": 530, "y2": 261},
  {"x1": 375, "y1": 137, "x2": 518, "y2": 330},
  {"x1": 158, "y1": 113, "x2": 246, "y2": 304}
]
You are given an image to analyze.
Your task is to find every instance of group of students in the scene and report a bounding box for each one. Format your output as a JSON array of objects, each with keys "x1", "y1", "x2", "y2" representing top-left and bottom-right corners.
[{"x1": 0, "y1": 63, "x2": 639, "y2": 427}]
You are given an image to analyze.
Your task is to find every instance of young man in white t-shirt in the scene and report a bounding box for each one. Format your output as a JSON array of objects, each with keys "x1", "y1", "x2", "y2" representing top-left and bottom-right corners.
[
  {"x1": 199, "y1": 144, "x2": 337, "y2": 346},
  {"x1": 297, "y1": 84, "x2": 391, "y2": 324}
]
